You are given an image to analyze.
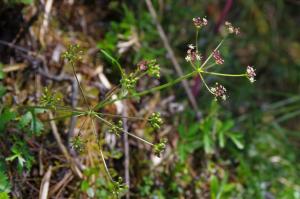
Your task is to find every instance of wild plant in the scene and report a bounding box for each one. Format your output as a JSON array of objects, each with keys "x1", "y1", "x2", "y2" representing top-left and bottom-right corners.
[{"x1": 33, "y1": 17, "x2": 255, "y2": 196}]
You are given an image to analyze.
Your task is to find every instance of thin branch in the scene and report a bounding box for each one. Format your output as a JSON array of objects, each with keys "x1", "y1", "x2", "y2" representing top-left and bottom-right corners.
[
  {"x1": 94, "y1": 115, "x2": 154, "y2": 146},
  {"x1": 91, "y1": 118, "x2": 114, "y2": 181}
]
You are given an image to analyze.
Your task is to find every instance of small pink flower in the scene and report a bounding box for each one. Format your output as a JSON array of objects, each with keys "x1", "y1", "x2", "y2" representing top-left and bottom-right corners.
[
  {"x1": 185, "y1": 45, "x2": 202, "y2": 63},
  {"x1": 246, "y1": 66, "x2": 256, "y2": 83},
  {"x1": 193, "y1": 17, "x2": 208, "y2": 28},
  {"x1": 137, "y1": 60, "x2": 148, "y2": 71},
  {"x1": 225, "y1": 21, "x2": 240, "y2": 35},
  {"x1": 212, "y1": 50, "x2": 224, "y2": 65}
]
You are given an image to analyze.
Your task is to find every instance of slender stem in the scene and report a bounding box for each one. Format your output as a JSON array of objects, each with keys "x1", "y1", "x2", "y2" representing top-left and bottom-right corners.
[
  {"x1": 200, "y1": 39, "x2": 225, "y2": 69},
  {"x1": 199, "y1": 73, "x2": 215, "y2": 95},
  {"x1": 204, "y1": 63, "x2": 217, "y2": 70},
  {"x1": 77, "y1": 117, "x2": 89, "y2": 136},
  {"x1": 123, "y1": 131, "x2": 154, "y2": 146},
  {"x1": 91, "y1": 118, "x2": 113, "y2": 181},
  {"x1": 71, "y1": 63, "x2": 90, "y2": 110},
  {"x1": 93, "y1": 86, "x2": 120, "y2": 110},
  {"x1": 134, "y1": 71, "x2": 196, "y2": 97},
  {"x1": 94, "y1": 70, "x2": 197, "y2": 110},
  {"x1": 55, "y1": 105, "x2": 86, "y2": 114},
  {"x1": 201, "y1": 71, "x2": 246, "y2": 77},
  {"x1": 21, "y1": 105, "x2": 84, "y2": 114},
  {"x1": 42, "y1": 113, "x2": 84, "y2": 122},
  {"x1": 94, "y1": 115, "x2": 153, "y2": 146},
  {"x1": 196, "y1": 29, "x2": 199, "y2": 53},
  {"x1": 96, "y1": 112, "x2": 147, "y2": 121}
]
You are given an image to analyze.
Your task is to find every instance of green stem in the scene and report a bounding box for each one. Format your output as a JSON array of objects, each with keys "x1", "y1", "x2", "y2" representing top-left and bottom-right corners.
[
  {"x1": 42, "y1": 113, "x2": 84, "y2": 122},
  {"x1": 200, "y1": 39, "x2": 225, "y2": 69},
  {"x1": 91, "y1": 118, "x2": 114, "y2": 182},
  {"x1": 94, "y1": 115, "x2": 153, "y2": 146},
  {"x1": 196, "y1": 29, "x2": 199, "y2": 53},
  {"x1": 97, "y1": 112, "x2": 147, "y2": 121},
  {"x1": 199, "y1": 73, "x2": 215, "y2": 95},
  {"x1": 204, "y1": 63, "x2": 217, "y2": 70},
  {"x1": 201, "y1": 71, "x2": 246, "y2": 77},
  {"x1": 134, "y1": 71, "x2": 197, "y2": 97},
  {"x1": 94, "y1": 70, "x2": 197, "y2": 110},
  {"x1": 71, "y1": 63, "x2": 90, "y2": 110}
]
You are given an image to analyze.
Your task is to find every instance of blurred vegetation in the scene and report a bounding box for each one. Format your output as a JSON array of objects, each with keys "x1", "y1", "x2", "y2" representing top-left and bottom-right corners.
[{"x1": 0, "y1": 0, "x2": 299, "y2": 198}]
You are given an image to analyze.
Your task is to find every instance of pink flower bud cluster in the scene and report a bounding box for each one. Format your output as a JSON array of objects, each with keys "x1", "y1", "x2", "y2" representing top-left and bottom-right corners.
[
  {"x1": 211, "y1": 83, "x2": 227, "y2": 101},
  {"x1": 225, "y1": 21, "x2": 240, "y2": 35},
  {"x1": 185, "y1": 44, "x2": 202, "y2": 63},
  {"x1": 193, "y1": 17, "x2": 208, "y2": 28},
  {"x1": 246, "y1": 66, "x2": 256, "y2": 83},
  {"x1": 212, "y1": 50, "x2": 224, "y2": 65}
]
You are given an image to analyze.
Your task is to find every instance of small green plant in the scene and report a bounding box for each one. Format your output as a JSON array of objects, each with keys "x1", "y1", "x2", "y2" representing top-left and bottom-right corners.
[{"x1": 0, "y1": 104, "x2": 38, "y2": 197}]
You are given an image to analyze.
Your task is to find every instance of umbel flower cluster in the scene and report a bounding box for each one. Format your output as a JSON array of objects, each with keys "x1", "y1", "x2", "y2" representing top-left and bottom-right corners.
[
  {"x1": 183, "y1": 17, "x2": 256, "y2": 101},
  {"x1": 33, "y1": 16, "x2": 256, "y2": 195}
]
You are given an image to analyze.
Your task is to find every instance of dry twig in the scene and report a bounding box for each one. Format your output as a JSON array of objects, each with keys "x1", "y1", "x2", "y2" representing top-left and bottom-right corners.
[{"x1": 39, "y1": 165, "x2": 52, "y2": 199}]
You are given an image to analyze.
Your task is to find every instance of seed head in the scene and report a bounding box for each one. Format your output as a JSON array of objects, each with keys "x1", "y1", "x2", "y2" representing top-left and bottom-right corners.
[
  {"x1": 108, "y1": 120, "x2": 123, "y2": 137},
  {"x1": 211, "y1": 83, "x2": 227, "y2": 101},
  {"x1": 147, "y1": 59, "x2": 160, "y2": 78},
  {"x1": 153, "y1": 138, "x2": 167, "y2": 157},
  {"x1": 193, "y1": 17, "x2": 208, "y2": 28},
  {"x1": 121, "y1": 73, "x2": 138, "y2": 91},
  {"x1": 62, "y1": 44, "x2": 84, "y2": 64},
  {"x1": 70, "y1": 135, "x2": 85, "y2": 153},
  {"x1": 149, "y1": 112, "x2": 163, "y2": 130},
  {"x1": 40, "y1": 87, "x2": 61, "y2": 109},
  {"x1": 246, "y1": 66, "x2": 256, "y2": 83},
  {"x1": 111, "y1": 177, "x2": 128, "y2": 196},
  {"x1": 212, "y1": 50, "x2": 224, "y2": 65}
]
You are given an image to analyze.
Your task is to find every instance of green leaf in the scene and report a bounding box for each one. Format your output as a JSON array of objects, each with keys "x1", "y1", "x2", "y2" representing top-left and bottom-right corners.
[
  {"x1": 229, "y1": 133, "x2": 244, "y2": 149},
  {"x1": 0, "y1": 85, "x2": 6, "y2": 98},
  {"x1": 0, "y1": 192, "x2": 9, "y2": 199},
  {"x1": 0, "y1": 63, "x2": 4, "y2": 80},
  {"x1": 5, "y1": 142, "x2": 34, "y2": 172},
  {"x1": 18, "y1": 109, "x2": 44, "y2": 136},
  {"x1": 100, "y1": 49, "x2": 124, "y2": 76},
  {"x1": 0, "y1": 171, "x2": 11, "y2": 193},
  {"x1": 0, "y1": 108, "x2": 16, "y2": 132},
  {"x1": 204, "y1": 131, "x2": 213, "y2": 154},
  {"x1": 80, "y1": 180, "x2": 89, "y2": 192},
  {"x1": 218, "y1": 130, "x2": 225, "y2": 148},
  {"x1": 210, "y1": 175, "x2": 219, "y2": 199}
]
